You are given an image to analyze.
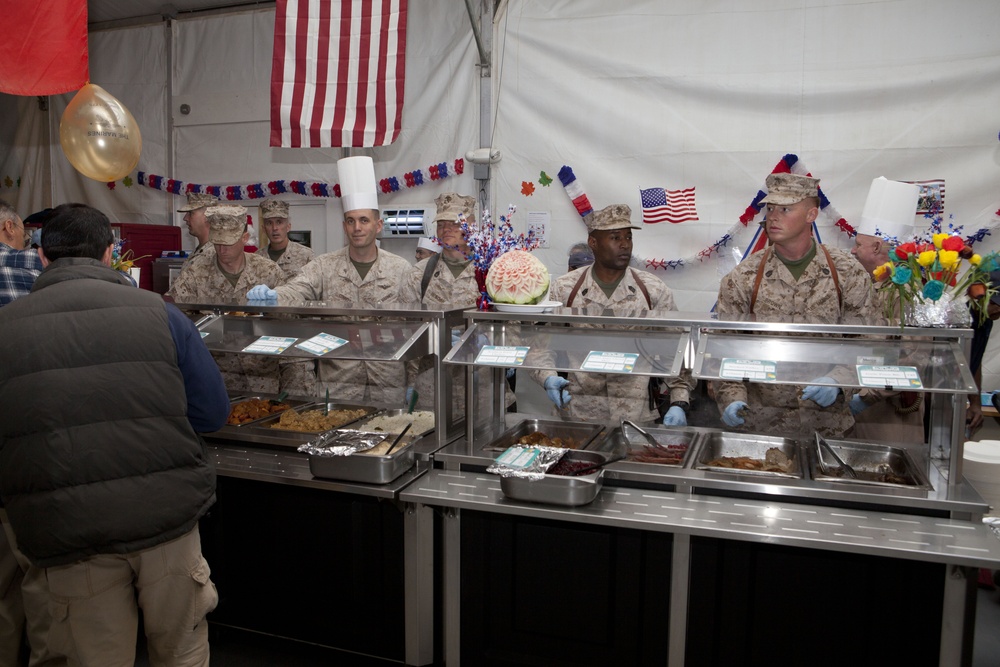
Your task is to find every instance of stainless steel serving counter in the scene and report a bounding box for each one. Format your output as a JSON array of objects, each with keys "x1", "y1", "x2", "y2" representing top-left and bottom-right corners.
[{"x1": 401, "y1": 467, "x2": 1000, "y2": 568}]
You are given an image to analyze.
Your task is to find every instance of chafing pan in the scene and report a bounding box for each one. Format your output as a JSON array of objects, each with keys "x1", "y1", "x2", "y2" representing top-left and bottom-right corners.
[{"x1": 693, "y1": 431, "x2": 803, "y2": 479}]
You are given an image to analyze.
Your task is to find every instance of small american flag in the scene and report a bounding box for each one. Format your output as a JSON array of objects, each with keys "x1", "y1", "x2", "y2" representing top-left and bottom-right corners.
[
  {"x1": 639, "y1": 187, "x2": 699, "y2": 224},
  {"x1": 270, "y1": 0, "x2": 408, "y2": 148}
]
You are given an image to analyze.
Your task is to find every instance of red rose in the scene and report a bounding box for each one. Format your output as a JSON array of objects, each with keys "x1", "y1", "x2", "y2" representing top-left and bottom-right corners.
[
  {"x1": 895, "y1": 242, "x2": 917, "y2": 260},
  {"x1": 942, "y1": 236, "x2": 964, "y2": 251}
]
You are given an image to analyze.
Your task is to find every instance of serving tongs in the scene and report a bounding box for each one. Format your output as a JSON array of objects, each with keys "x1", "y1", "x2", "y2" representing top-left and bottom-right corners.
[
  {"x1": 621, "y1": 419, "x2": 662, "y2": 450},
  {"x1": 815, "y1": 433, "x2": 857, "y2": 479}
]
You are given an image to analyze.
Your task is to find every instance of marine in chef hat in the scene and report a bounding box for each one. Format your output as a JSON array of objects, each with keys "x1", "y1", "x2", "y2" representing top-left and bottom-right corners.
[
  {"x1": 415, "y1": 237, "x2": 441, "y2": 262},
  {"x1": 337, "y1": 155, "x2": 384, "y2": 262},
  {"x1": 850, "y1": 176, "x2": 921, "y2": 277}
]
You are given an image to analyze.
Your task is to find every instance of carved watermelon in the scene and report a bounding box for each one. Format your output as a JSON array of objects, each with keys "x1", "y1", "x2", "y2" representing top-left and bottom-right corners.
[{"x1": 486, "y1": 250, "x2": 550, "y2": 304}]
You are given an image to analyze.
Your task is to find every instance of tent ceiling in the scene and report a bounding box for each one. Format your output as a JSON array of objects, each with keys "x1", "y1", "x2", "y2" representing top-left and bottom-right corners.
[{"x1": 88, "y1": 0, "x2": 271, "y2": 26}]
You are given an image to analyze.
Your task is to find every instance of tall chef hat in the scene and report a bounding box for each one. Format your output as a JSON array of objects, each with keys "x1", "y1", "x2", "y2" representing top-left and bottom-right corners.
[
  {"x1": 857, "y1": 177, "x2": 920, "y2": 240},
  {"x1": 417, "y1": 237, "x2": 441, "y2": 253},
  {"x1": 337, "y1": 156, "x2": 380, "y2": 214}
]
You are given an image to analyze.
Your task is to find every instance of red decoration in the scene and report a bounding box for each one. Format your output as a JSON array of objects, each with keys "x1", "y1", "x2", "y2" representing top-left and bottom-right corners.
[{"x1": 521, "y1": 181, "x2": 535, "y2": 196}]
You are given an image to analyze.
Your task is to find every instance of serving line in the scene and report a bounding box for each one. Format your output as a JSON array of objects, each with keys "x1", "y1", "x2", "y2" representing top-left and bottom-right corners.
[{"x1": 401, "y1": 468, "x2": 1000, "y2": 568}]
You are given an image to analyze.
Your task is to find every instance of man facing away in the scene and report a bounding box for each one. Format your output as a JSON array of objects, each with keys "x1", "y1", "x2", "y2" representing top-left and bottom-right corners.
[{"x1": 0, "y1": 203, "x2": 229, "y2": 666}]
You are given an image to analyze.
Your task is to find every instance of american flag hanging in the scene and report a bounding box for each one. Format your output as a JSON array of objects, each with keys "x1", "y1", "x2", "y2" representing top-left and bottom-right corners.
[
  {"x1": 639, "y1": 186, "x2": 699, "y2": 224},
  {"x1": 270, "y1": 0, "x2": 408, "y2": 148}
]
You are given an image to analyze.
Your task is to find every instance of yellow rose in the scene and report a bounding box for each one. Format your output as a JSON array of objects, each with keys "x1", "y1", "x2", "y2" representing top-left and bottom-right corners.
[
  {"x1": 932, "y1": 233, "x2": 948, "y2": 250},
  {"x1": 938, "y1": 249, "x2": 960, "y2": 270},
  {"x1": 873, "y1": 263, "x2": 890, "y2": 281},
  {"x1": 917, "y1": 250, "x2": 937, "y2": 267},
  {"x1": 971, "y1": 254, "x2": 982, "y2": 266}
]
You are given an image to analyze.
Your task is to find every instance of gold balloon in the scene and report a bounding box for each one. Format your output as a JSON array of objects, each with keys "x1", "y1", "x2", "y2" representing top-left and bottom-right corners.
[{"x1": 59, "y1": 83, "x2": 142, "y2": 182}]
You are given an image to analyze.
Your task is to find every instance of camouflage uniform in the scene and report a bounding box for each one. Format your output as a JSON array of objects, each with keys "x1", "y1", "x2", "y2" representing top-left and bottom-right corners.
[
  {"x1": 183, "y1": 242, "x2": 214, "y2": 267},
  {"x1": 167, "y1": 252, "x2": 299, "y2": 395},
  {"x1": 277, "y1": 247, "x2": 412, "y2": 404},
  {"x1": 529, "y1": 266, "x2": 695, "y2": 424},
  {"x1": 257, "y1": 240, "x2": 314, "y2": 280},
  {"x1": 714, "y1": 244, "x2": 874, "y2": 440}
]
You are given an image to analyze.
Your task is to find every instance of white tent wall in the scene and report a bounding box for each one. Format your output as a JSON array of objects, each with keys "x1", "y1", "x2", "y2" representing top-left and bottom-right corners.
[
  {"x1": 48, "y1": 24, "x2": 171, "y2": 225},
  {"x1": 169, "y1": 4, "x2": 479, "y2": 255},
  {"x1": 487, "y1": 0, "x2": 1000, "y2": 391}
]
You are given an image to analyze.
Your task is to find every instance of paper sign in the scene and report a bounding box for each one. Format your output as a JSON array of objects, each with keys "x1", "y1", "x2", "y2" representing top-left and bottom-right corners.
[
  {"x1": 719, "y1": 358, "x2": 777, "y2": 382},
  {"x1": 857, "y1": 365, "x2": 923, "y2": 389},
  {"x1": 295, "y1": 333, "x2": 348, "y2": 356},
  {"x1": 581, "y1": 351, "x2": 638, "y2": 373},
  {"x1": 475, "y1": 345, "x2": 529, "y2": 366},
  {"x1": 495, "y1": 446, "x2": 542, "y2": 469},
  {"x1": 242, "y1": 336, "x2": 297, "y2": 354}
]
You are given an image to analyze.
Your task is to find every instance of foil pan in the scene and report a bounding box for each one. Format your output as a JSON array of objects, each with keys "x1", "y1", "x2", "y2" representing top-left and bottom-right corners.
[
  {"x1": 304, "y1": 432, "x2": 416, "y2": 484},
  {"x1": 498, "y1": 450, "x2": 606, "y2": 507}
]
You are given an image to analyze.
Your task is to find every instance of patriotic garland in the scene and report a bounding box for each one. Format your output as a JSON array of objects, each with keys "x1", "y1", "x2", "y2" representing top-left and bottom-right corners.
[
  {"x1": 559, "y1": 155, "x2": 995, "y2": 272},
  {"x1": 135, "y1": 158, "x2": 465, "y2": 201},
  {"x1": 434, "y1": 205, "x2": 541, "y2": 309}
]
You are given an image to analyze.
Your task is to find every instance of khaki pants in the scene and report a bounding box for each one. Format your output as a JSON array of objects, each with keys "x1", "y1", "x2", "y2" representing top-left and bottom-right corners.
[
  {"x1": 0, "y1": 512, "x2": 66, "y2": 666},
  {"x1": 45, "y1": 527, "x2": 217, "y2": 667}
]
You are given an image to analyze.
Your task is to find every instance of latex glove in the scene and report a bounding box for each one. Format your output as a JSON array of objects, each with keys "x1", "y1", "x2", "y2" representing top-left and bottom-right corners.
[
  {"x1": 543, "y1": 376, "x2": 571, "y2": 409},
  {"x1": 801, "y1": 378, "x2": 840, "y2": 408},
  {"x1": 662, "y1": 405, "x2": 687, "y2": 427},
  {"x1": 451, "y1": 330, "x2": 461, "y2": 347},
  {"x1": 404, "y1": 387, "x2": 417, "y2": 408},
  {"x1": 849, "y1": 394, "x2": 869, "y2": 416},
  {"x1": 247, "y1": 284, "x2": 277, "y2": 300},
  {"x1": 722, "y1": 401, "x2": 748, "y2": 427},
  {"x1": 506, "y1": 367, "x2": 516, "y2": 380}
]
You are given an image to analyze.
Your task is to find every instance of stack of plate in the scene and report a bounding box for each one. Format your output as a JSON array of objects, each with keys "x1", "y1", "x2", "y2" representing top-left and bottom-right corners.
[{"x1": 963, "y1": 440, "x2": 1000, "y2": 516}]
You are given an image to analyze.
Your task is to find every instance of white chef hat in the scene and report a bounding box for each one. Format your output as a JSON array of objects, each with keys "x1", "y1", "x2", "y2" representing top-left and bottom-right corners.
[
  {"x1": 337, "y1": 156, "x2": 380, "y2": 213},
  {"x1": 417, "y1": 237, "x2": 441, "y2": 253},
  {"x1": 857, "y1": 177, "x2": 921, "y2": 240}
]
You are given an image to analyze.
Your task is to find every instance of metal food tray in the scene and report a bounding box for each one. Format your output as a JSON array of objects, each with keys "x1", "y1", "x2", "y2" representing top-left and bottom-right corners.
[
  {"x1": 693, "y1": 432, "x2": 803, "y2": 479},
  {"x1": 260, "y1": 402, "x2": 377, "y2": 433},
  {"x1": 348, "y1": 409, "x2": 436, "y2": 438},
  {"x1": 500, "y1": 450, "x2": 605, "y2": 507},
  {"x1": 309, "y1": 440, "x2": 416, "y2": 484},
  {"x1": 596, "y1": 426, "x2": 699, "y2": 467},
  {"x1": 224, "y1": 395, "x2": 312, "y2": 427},
  {"x1": 482, "y1": 418, "x2": 604, "y2": 452},
  {"x1": 810, "y1": 439, "x2": 932, "y2": 490}
]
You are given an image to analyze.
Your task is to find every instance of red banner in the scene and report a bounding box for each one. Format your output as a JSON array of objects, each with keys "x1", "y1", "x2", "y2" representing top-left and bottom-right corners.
[{"x1": 0, "y1": 0, "x2": 89, "y2": 96}]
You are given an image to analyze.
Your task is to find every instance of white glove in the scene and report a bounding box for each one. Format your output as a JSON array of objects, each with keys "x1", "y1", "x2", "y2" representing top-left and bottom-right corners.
[
  {"x1": 722, "y1": 401, "x2": 748, "y2": 427},
  {"x1": 849, "y1": 394, "x2": 869, "y2": 416},
  {"x1": 247, "y1": 284, "x2": 277, "y2": 300},
  {"x1": 801, "y1": 378, "x2": 839, "y2": 408},
  {"x1": 662, "y1": 406, "x2": 687, "y2": 427},
  {"x1": 543, "y1": 376, "x2": 571, "y2": 409}
]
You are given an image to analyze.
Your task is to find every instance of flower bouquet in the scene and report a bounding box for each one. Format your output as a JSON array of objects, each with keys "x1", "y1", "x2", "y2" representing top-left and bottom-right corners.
[
  {"x1": 435, "y1": 205, "x2": 540, "y2": 309},
  {"x1": 874, "y1": 233, "x2": 998, "y2": 327},
  {"x1": 111, "y1": 239, "x2": 151, "y2": 286}
]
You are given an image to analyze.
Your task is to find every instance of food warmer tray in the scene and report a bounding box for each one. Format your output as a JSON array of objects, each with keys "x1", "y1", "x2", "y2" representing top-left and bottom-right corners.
[
  {"x1": 309, "y1": 439, "x2": 416, "y2": 484},
  {"x1": 482, "y1": 418, "x2": 605, "y2": 452},
  {"x1": 207, "y1": 402, "x2": 377, "y2": 448},
  {"x1": 692, "y1": 431, "x2": 803, "y2": 480},
  {"x1": 809, "y1": 439, "x2": 932, "y2": 491}
]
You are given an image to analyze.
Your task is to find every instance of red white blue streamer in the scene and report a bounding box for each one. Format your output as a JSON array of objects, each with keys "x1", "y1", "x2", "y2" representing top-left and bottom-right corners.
[{"x1": 136, "y1": 158, "x2": 465, "y2": 201}]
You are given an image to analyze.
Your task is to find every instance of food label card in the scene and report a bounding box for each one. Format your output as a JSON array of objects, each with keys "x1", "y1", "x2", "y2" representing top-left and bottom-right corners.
[
  {"x1": 476, "y1": 345, "x2": 529, "y2": 366},
  {"x1": 719, "y1": 358, "x2": 777, "y2": 382},
  {"x1": 581, "y1": 351, "x2": 638, "y2": 373},
  {"x1": 242, "y1": 336, "x2": 297, "y2": 354},
  {"x1": 295, "y1": 333, "x2": 348, "y2": 356},
  {"x1": 856, "y1": 365, "x2": 923, "y2": 389}
]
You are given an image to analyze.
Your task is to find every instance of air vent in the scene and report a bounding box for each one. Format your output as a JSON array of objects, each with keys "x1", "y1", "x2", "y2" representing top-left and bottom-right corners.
[{"x1": 382, "y1": 208, "x2": 427, "y2": 236}]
